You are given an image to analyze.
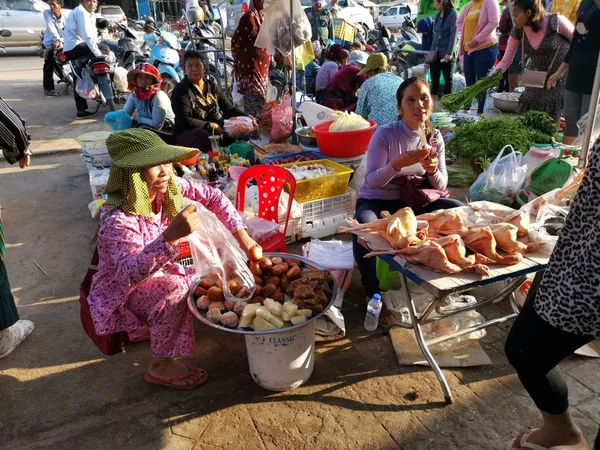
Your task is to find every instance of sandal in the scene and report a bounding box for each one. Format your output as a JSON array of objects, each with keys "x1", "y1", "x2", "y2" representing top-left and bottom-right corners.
[
  {"x1": 0, "y1": 320, "x2": 35, "y2": 360},
  {"x1": 507, "y1": 429, "x2": 589, "y2": 450},
  {"x1": 144, "y1": 363, "x2": 208, "y2": 390},
  {"x1": 44, "y1": 90, "x2": 59, "y2": 96}
]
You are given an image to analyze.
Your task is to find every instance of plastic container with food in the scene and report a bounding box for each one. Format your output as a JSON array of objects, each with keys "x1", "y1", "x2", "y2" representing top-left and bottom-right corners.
[
  {"x1": 279, "y1": 159, "x2": 353, "y2": 203},
  {"x1": 312, "y1": 120, "x2": 377, "y2": 158},
  {"x1": 295, "y1": 126, "x2": 318, "y2": 147}
]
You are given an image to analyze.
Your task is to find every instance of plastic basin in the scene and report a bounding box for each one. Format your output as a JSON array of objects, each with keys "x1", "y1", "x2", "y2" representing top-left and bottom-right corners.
[
  {"x1": 312, "y1": 120, "x2": 377, "y2": 158},
  {"x1": 179, "y1": 154, "x2": 200, "y2": 166}
]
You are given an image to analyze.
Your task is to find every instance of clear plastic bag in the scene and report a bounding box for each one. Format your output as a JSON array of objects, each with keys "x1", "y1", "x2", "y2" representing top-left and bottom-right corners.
[
  {"x1": 328, "y1": 111, "x2": 370, "y2": 132},
  {"x1": 112, "y1": 66, "x2": 129, "y2": 92},
  {"x1": 573, "y1": 109, "x2": 600, "y2": 148},
  {"x1": 469, "y1": 145, "x2": 527, "y2": 206},
  {"x1": 76, "y1": 68, "x2": 100, "y2": 100},
  {"x1": 254, "y1": 0, "x2": 311, "y2": 56},
  {"x1": 185, "y1": 199, "x2": 256, "y2": 302},
  {"x1": 270, "y1": 93, "x2": 293, "y2": 143},
  {"x1": 245, "y1": 217, "x2": 279, "y2": 243},
  {"x1": 528, "y1": 203, "x2": 569, "y2": 254},
  {"x1": 223, "y1": 116, "x2": 254, "y2": 139}
]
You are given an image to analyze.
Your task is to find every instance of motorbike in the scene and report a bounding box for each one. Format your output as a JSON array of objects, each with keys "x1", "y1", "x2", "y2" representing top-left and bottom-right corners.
[
  {"x1": 38, "y1": 30, "x2": 74, "y2": 92},
  {"x1": 112, "y1": 21, "x2": 148, "y2": 70},
  {"x1": 149, "y1": 28, "x2": 184, "y2": 95}
]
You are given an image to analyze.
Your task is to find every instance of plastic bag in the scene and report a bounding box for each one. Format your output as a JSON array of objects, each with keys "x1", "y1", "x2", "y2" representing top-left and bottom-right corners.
[
  {"x1": 254, "y1": 0, "x2": 311, "y2": 56},
  {"x1": 112, "y1": 66, "x2": 129, "y2": 92},
  {"x1": 232, "y1": 80, "x2": 244, "y2": 109},
  {"x1": 76, "y1": 68, "x2": 99, "y2": 100},
  {"x1": 328, "y1": 111, "x2": 370, "y2": 132},
  {"x1": 223, "y1": 116, "x2": 254, "y2": 139},
  {"x1": 186, "y1": 199, "x2": 256, "y2": 302},
  {"x1": 573, "y1": 108, "x2": 600, "y2": 148},
  {"x1": 270, "y1": 93, "x2": 293, "y2": 143},
  {"x1": 469, "y1": 145, "x2": 527, "y2": 206},
  {"x1": 452, "y1": 73, "x2": 466, "y2": 93},
  {"x1": 528, "y1": 202, "x2": 569, "y2": 254},
  {"x1": 246, "y1": 217, "x2": 279, "y2": 242}
]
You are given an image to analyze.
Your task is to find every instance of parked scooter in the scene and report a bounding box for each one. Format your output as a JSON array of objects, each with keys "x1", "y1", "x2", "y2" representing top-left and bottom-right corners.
[
  {"x1": 112, "y1": 21, "x2": 148, "y2": 70},
  {"x1": 52, "y1": 48, "x2": 75, "y2": 91},
  {"x1": 149, "y1": 28, "x2": 183, "y2": 95}
]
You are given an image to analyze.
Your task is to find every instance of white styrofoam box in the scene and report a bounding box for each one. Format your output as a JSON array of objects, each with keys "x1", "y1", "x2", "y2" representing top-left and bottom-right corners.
[
  {"x1": 89, "y1": 168, "x2": 109, "y2": 199},
  {"x1": 300, "y1": 214, "x2": 350, "y2": 240}
]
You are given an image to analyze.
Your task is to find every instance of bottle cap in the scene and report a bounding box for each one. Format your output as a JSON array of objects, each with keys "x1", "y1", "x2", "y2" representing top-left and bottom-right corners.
[{"x1": 373, "y1": 293, "x2": 381, "y2": 301}]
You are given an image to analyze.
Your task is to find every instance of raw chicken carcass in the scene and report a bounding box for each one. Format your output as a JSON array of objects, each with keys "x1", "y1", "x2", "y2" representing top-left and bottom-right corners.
[
  {"x1": 339, "y1": 217, "x2": 389, "y2": 233},
  {"x1": 459, "y1": 227, "x2": 523, "y2": 265},
  {"x1": 397, "y1": 241, "x2": 464, "y2": 274},
  {"x1": 417, "y1": 209, "x2": 468, "y2": 234},
  {"x1": 382, "y1": 208, "x2": 418, "y2": 248},
  {"x1": 433, "y1": 235, "x2": 476, "y2": 265},
  {"x1": 488, "y1": 223, "x2": 542, "y2": 253}
]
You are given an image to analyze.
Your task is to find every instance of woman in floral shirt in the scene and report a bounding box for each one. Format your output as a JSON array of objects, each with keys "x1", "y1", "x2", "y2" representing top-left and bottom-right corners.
[{"x1": 88, "y1": 129, "x2": 259, "y2": 389}]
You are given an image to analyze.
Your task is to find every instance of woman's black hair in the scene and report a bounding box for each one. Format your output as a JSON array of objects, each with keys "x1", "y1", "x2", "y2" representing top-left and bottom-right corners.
[
  {"x1": 438, "y1": 0, "x2": 456, "y2": 24},
  {"x1": 183, "y1": 50, "x2": 205, "y2": 65},
  {"x1": 396, "y1": 77, "x2": 434, "y2": 141},
  {"x1": 51, "y1": 0, "x2": 64, "y2": 6},
  {"x1": 513, "y1": 0, "x2": 545, "y2": 32}
]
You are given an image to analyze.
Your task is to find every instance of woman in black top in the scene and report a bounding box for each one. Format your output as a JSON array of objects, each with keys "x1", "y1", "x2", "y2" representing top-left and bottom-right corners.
[
  {"x1": 547, "y1": 0, "x2": 600, "y2": 145},
  {"x1": 170, "y1": 50, "x2": 246, "y2": 151},
  {"x1": 430, "y1": 0, "x2": 459, "y2": 102}
]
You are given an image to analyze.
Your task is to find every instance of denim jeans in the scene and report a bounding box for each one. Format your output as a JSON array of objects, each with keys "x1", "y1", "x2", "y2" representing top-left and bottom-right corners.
[
  {"x1": 463, "y1": 44, "x2": 499, "y2": 114},
  {"x1": 352, "y1": 197, "x2": 465, "y2": 298}
]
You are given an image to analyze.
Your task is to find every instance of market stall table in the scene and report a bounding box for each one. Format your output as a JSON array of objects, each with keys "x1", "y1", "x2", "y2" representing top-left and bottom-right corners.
[{"x1": 357, "y1": 236, "x2": 549, "y2": 405}]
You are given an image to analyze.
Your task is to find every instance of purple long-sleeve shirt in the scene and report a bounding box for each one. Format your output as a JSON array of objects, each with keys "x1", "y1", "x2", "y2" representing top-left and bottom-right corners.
[{"x1": 358, "y1": 120, "x2": 448, "y2": 200}]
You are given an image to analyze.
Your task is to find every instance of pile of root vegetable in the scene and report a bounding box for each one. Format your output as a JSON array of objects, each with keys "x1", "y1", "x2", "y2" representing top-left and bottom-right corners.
[
  {"x1": 193, "y1": 252, "x2": 334, "y2": 331},
  {"x1": 341, "y1": 201, "x2": 551, "y2": 276}
]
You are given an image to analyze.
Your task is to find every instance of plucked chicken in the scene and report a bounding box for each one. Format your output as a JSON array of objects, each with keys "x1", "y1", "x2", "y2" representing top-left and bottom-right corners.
[{"x1": 458, "y1": 227, "x2": 523, "y2": 265}]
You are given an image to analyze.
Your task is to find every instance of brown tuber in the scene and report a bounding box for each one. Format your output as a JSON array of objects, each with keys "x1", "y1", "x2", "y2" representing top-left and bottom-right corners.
[
  {"x1": 271, "y1": 263, "x2": 289, "y2": 276},
  {"x1": 194, "y1": 285, "x2": 207, "y2": 298},
  {"x1": 280, "y1": 275, "x2": 290, "y2": 291},
  {"x1": 261, "y1": 283, "x2": 277, "y2": 298},
  {"x1": 249, "y1": 261, "x2": 263, "y2": 276},
  {"x1": 207, "y1": 286, "x2": 225, "y2": 302},
  {"x1": 199, "y1": 277, "x2": 217, "y2": 289},
  {"x1": 286, "y1": 266, "x2": 303, "y2": 280},
  {"x1": 258, "y1": 257, "x2": 273, "y2": 273},
  {"x1": 272, "y1": 291, "x2": 285, "y2": 302},
  {"x1": 228, "y1": 279, "x2": 242, "y2": 296},
  {"x1": 265, "y1": 276, "x2": 281, "y2": 287},
  {"x1": 250, "y1": 295, "x2": 265, "y2": 304},
  {"x1": 249, "y1": 245, "x2": 263, "y2": 262}
]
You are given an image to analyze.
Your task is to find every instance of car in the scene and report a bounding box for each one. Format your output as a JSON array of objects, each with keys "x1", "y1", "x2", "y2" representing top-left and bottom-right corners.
[
  {"x1": 377, "y1": 3, "x2": 418, "y2": 29},
  {"x1": 0, "y1": 0, "x2": 48, "y2": 47},
  {"x1": 97, "y1": 4, "x2": 127, "y2": 27}
]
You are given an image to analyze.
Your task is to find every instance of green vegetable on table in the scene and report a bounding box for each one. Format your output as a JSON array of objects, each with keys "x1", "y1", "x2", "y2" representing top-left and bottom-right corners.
[
  {"x1": 440, "y1": 71, "x2": 503, "y2": 113},
  {"x1": 518, "y1": 110, "x2": 558, "y2": 137}
]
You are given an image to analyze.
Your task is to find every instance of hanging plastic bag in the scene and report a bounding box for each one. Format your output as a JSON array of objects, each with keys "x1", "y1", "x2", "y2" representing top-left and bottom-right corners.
[
  {"x1": 328, "y1": 111, "x2": 371, "y2": 132},
  {"x1": 469, "y1": 145, "x2": 527, "y2": 206},
  {"x1": 185, "y1": 199, "x2": 256, "y2": 303},
  {"x1": 254, "y1": 0, "x2": 311, "y2": 56},
  {"x1": 76, "y1": 68, "x2": 100, "y2": 100},
  {"x1": 232, "y1": 79, "x2": 244, "y2": 109},
  {"x1": 270, "y1": 92, "x2": 293, "y2": 143},
  {"x1": 573, "y1": 109, "x2": 600, "y2": 148}
]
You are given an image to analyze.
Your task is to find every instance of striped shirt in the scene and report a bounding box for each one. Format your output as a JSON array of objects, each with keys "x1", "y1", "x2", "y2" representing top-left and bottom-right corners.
[{"x1": 0, "y1": 98, "x2": 30, "y2": 165}]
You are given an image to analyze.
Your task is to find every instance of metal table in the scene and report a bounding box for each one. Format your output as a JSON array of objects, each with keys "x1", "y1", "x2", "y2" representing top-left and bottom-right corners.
[{"x1": 359, "y1": 235, "x2": 548, "y2": 404}]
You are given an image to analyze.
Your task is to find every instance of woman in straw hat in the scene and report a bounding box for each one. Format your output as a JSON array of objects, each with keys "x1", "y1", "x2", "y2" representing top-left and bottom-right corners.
[
  {"x1": 122, "y1": 63, "x2": 175, "y2": 134},
  {"x1": 88, "y1": 129, "x2": 259, "y2": 389}
]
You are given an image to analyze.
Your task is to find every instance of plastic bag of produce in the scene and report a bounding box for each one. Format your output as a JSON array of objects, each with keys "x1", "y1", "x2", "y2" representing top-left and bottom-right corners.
[
  {"x1": 113, "y1": 66, "x2": 129, "y2": 92},
  {"x1": 223, "y1": 116, "x2": 254, "y2": 139},
  {"x1": 328, "y1": 111, "x2": 370, "y2": 132},
  {"x1": 254, "y1": 0, "x2": 311, "y2": 56},
  {"x1": 76, "y1": 68, "x2": 99, "y2": 100},
  {"x1": 185, "y1": 199, "x2": 256, "y2": 303},
  {"x1": 469, "y1": 145, "x2": 527, "y2": 206},
  {"x1": 447, "y1": 163, "x2": 475, "y2": 188},
  {"x1": 270, "y1": 93, "x2": 293, "y2": 143}
]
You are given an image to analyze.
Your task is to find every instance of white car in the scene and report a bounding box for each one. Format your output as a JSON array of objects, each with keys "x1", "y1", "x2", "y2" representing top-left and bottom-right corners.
[
  {"x1": 377, "y1": 3, "x2": 418, "y2": 29},
  {"x1": 0, "y1": 0, "x2": 48, "y2": 47},
  {"x1": 97, "y1": 5, "x2": 127, "y2": 27}
]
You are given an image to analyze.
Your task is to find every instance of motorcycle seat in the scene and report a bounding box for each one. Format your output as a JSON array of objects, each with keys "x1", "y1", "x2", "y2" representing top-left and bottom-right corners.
[{"x1": 88, "y1": 56, "x2": 108, "y2": 64}]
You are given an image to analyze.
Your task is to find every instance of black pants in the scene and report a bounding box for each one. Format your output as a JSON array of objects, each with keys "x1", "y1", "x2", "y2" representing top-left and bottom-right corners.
[
  {"x1": 352, "y1": 197, "x2": 465, "y2": 298},
  {"x1": 505, "y1": 272, "x2": 600, "y2": 447},
  {"x1": 64, "y1": 43, "x2": 93, "y2": 112},
  {"x1": 43, "y1": 49, "x2": 58, "y2": 91},
  {"x1": 429, "y1": 60, "x2": 454, "y2": 97}
]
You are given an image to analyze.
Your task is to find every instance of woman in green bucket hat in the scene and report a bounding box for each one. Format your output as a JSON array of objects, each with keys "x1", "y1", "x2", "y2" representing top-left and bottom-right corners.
[{"x1": 88, "y1": 128, "x2": 259, "y2": 389}]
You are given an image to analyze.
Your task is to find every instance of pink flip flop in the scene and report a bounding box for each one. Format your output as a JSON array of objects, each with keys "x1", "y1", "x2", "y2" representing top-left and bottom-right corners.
[
  {"x1": 144, "y1": 364, "x2": 208, "y2": 390},
  {"x1": 507, "y1": 429, "x2": 589, "y2": 450}
]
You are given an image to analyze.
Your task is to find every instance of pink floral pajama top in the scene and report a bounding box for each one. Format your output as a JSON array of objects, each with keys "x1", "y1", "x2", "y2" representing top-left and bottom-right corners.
[{"x1": 88, "y1": 178, "x2": 245, "y2": 336}]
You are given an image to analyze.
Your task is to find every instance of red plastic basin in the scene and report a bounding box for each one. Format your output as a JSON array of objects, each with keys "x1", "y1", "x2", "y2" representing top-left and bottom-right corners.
[
  {"x1": 179, "y1": 154, "x2": 200, "y2": 166},
  {"x1": 312, "y1": 120, "x2": 377, "y2": 158}
]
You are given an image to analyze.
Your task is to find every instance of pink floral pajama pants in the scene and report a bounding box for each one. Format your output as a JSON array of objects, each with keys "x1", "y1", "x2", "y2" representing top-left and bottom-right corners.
[{"x1": 126, "y1": 274, "x2": 196, "y2": 358}]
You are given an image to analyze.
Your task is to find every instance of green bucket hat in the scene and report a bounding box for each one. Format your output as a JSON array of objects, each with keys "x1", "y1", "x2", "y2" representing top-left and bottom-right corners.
[{"x1": 104, "y1": 129, "x2": 199, "y2": 222}]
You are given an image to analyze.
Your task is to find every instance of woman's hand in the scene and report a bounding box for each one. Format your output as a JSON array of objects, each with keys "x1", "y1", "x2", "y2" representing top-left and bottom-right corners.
[
  {"x1": 208, "y1": 122, "x2": 224, "y2": 135},
  {"x1": 443, "y1": 54, "x2": 452, "y2": 63},
  {"x1": 546, "y1": 72, "x2": 561, "y2": 89},
  {"x1": 19, "y1": 154, "x2": 30, "y2": 169},
  {"x1": 466, "y1": 39, "x2": 479, "y2": 49},
  {"x1": 391, "y1": 148, "x2": 430, "y2": 171},
  {"x1": 422, "y1": 151, "x2": 439, "y2": 175},
  {"x1": 163, "y1": 204, "x2": 200, "y2": 243},
  {"x1": 234, "y1": 228, "x2": 261, "y2": 260}
]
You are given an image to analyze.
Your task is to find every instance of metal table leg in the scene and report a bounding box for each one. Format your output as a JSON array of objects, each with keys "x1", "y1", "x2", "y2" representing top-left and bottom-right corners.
[{"x1": 396, "y1": 274, "x2": 454, "y2": 404}]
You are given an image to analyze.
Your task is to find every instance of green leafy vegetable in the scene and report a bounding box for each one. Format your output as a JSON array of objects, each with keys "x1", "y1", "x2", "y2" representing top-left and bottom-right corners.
[
  {"x1": 518, "y1": 110, "x2": 557, "y2": 137},
  {"x1": 440, "y1": 71, "x2": 503, "y2": 113},
  {"x1": 446, "y1": 116, "x2": 553, "y2": 163}
]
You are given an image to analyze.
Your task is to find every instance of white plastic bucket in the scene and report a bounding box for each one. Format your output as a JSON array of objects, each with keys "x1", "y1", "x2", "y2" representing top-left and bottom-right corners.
[{"x1": 245, "y1": 320, "x2": 316, "y2": 391}]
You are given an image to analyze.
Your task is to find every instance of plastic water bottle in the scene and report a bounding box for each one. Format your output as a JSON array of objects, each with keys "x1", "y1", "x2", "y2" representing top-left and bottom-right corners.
[{"x1": 364, "y1": 294, "x2": 382, "y2": 331}]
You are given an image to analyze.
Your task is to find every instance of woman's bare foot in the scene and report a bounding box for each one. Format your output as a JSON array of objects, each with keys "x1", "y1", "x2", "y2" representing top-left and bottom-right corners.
[
  {"x1": 517, "y1": 427, "x2": 587, "y2": 449},
  {"x1": 146, "y1": 358, "x2": 206, "y2": 388}
]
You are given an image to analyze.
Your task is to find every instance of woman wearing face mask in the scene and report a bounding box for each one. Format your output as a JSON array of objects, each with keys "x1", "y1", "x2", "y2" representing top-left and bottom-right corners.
[
  {"x1": 352, "y1": 77, "x2": 463, "y2": 326},
  {"x1": 170, "y1": 51, "x2": 251, "y2": 151},
  {"x1": 122, "y1": 64, "x2": 175, "y2": 134},
  {"x1": 88, "y1": 128, "x2": 259, "y2": 388},
  {"x1": 494, "y1": 0, "x2": 573, "y2": 121}
]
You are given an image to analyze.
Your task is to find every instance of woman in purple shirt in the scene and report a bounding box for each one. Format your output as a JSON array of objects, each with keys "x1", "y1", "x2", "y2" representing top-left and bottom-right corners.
[{"x1": 353, "y1": 77, "x2": 463, "y2": 325}]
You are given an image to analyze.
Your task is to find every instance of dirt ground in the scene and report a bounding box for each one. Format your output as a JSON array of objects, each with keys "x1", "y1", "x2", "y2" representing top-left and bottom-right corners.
[{"x1": 1, "y1": 153, "x2": 599, "y2": 450}]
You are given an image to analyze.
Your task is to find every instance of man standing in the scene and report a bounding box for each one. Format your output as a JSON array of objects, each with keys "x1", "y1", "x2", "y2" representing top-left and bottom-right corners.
[
  {"x1": 42, "y1": 0, "x2": 68, "y2": 97},
  {"x1": 63, "y1": 0, "x2": 102, "y2": 118},
  {"x1": 327, "y1": 0, "x2": 341, "y2": 17},
  {"x1": 305, "y1": 0, "x2": 333, "y2": 50}
]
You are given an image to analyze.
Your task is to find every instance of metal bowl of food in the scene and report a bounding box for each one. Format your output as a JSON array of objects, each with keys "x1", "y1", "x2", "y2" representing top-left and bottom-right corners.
[
  {"x1": 491, "y1": 92, "x2": 521, "y2": 113},
  {"x1": 295, "y1": 126, "x2": 318, "y2": 147}
]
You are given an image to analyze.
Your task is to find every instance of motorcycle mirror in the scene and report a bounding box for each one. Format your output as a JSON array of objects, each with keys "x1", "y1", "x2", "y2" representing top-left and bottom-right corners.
[{"x1": 0, "y1": 30, "x2": 12, "y2": 37}]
